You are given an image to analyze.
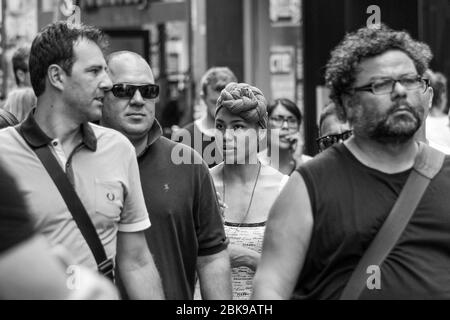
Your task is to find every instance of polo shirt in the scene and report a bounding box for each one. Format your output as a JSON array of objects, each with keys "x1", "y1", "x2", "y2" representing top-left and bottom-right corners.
[
  {"x1": 139, "y1": 120, "x2": 228, "y2": 299},
  {"x1": 0, "y1": 111, "x2": 150, "y2": 270}
]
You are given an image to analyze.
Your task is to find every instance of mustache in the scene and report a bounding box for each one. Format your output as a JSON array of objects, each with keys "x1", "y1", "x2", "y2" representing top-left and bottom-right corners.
[{"x1": 387, "y1": 101, "x2": 416, "y2": 116}]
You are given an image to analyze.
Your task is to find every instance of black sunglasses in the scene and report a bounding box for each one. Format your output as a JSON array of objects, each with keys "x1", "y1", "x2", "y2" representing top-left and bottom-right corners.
[
  {"x1": 316, "y1": 130, "x2": 353, "y2": 152},
  {"x1": 109, "y1": 83, "x2": 160, "y2": 99}
]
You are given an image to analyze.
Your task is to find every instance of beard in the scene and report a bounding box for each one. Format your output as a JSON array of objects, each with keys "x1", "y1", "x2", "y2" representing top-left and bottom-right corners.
[
  {"x1": 351, "y1": 100, "x2": 422, "y2": 145},
  {"x1": 369, "y1": 102, "x2": 422, "y2": 144}
]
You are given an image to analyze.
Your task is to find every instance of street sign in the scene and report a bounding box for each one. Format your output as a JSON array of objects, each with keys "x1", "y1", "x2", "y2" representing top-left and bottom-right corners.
[{"x1": 270, "y1": 46, "x2": 296, "y2": 101}]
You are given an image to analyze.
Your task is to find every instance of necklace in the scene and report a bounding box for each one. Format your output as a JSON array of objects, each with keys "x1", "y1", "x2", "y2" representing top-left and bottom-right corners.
[{"x1": 222, "y1": 161, "x2": 262, "y2": 225}]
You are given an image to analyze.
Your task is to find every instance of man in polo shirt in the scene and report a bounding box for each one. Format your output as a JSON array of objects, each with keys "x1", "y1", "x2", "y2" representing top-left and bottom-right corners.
[
  {"x1": 101, "y1": 51, "x2": 232, "y2": 300},
  {"x1": 0, "y1": 22, "x2": 164, "y2": 299}
]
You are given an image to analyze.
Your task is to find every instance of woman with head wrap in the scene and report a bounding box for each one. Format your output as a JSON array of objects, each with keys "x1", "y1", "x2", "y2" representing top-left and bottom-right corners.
[{"x1": 210, "y1": 83, "x2": 288, "y2": 300}]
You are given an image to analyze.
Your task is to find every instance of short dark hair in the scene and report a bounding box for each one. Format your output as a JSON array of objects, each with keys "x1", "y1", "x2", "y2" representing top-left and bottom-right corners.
[
  {"x1": 12, "y1": 46, "x2": 30, "y2": 86},
  {"x1": 325, "y1": 24, "x2": 433, "y2": 115},
  {"x1": 268, "y1": 98, "x2": 303, "y2": 125},
  {"x1": 29, "y1": 21, "x2": 107, "y2": 97},
  {"x1": 201, "y1": 67, "x2": 237, "y2": 97}
]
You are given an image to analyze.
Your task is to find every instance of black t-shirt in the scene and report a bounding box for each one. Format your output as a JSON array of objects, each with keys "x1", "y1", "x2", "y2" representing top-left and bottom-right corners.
[
  {"x1": 0, "y1": 162, "x2": 34, "y2": 254},
  {"x1": 296, "y1": 143, "x2": 450, "y2": 299},
  {"x1": 139, "y1": 135, "x2": 228, "y2": 300},
  {"x1": 173, "y1": 122, "x2": 221, "y2": 168}
]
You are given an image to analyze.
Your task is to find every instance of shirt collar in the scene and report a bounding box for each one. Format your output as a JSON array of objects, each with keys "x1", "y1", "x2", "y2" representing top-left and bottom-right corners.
[
  {"x1": 19, "y1": 108, "x2": 97, "y2": 151},
  {"x1": 137, "y1": 120, "x2": 163, "y2": 158}
]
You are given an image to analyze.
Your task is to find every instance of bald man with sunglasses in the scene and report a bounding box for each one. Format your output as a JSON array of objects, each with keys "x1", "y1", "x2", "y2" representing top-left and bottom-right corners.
[{"x1": 101, "y1": 51, "x2": 232, "y2": 300}]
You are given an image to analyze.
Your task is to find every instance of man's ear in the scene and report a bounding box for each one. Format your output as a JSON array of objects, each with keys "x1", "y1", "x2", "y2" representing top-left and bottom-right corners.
[{"x1": 47, "y1": 64, "x2": 65, "y2": 91}]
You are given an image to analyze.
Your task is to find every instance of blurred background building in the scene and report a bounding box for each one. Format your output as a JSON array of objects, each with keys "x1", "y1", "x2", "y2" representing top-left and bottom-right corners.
[{"x1": 0, "y1": 0, "x2": 449, "y2": 154}]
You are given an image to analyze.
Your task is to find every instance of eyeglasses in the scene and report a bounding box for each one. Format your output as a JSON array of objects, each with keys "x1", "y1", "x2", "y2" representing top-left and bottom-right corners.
[
  {"x1": 316, "y1": 130, "x2": 353, "y2": 152},
  {"x1": 269, "y1": 116, "x2": 299, "y2": 129},
  {"x1": 352, "y1": 76, "x2": 430, "y2": 95},
  {"x1": 108, "y1": 83, "x2": 160, "y2": 99}
]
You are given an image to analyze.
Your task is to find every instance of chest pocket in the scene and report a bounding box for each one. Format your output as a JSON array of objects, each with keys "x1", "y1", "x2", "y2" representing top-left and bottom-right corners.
[{"x1": 94, "y1": 179, "x2": 124, "y2": 221}]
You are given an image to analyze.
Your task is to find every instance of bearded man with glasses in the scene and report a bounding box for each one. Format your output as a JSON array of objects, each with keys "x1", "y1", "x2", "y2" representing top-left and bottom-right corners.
[
  {"x1": 101, "y1": 51, "x2": 232, "y2": 300},
  {"x1": 253, "y1": 25, "x2": 450, "y2": 300}
]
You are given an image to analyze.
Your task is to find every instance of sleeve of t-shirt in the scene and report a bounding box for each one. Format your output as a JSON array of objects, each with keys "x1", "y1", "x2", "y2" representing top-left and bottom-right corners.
[
  {"x1": 118, "y1": 145, "x2": 151, "y2": 233},
  {"x1": 0, "y1": 164, "x2": 34, "y2": 254},
  {"x1": 195, "y1": 165, "x2": 229, "y2": 256}
]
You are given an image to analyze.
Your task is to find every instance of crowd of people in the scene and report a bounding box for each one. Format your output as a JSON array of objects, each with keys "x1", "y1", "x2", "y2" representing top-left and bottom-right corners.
[{"x1": 1, "y1": 19, "x2": 450, "y2": 300}]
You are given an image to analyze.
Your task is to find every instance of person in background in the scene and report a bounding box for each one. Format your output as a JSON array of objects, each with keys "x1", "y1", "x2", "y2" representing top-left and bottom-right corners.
[
  {"x1": 173, "y1": 67, "x2": 237, "y2": 168},
  {"x1": 12, "y1": 45, "x2": 31, "y2": 89},
  {"x1": 424, "y1": 69, "x2": 450, "y2": 149},
  {"x1": 211, "y1": 82, "x2": 288, "y2": 299},
  {"x1": 259, "y1": 98, "x2": 312, "y2": 175},
  {"x1": 316, "y1": 102, "x2": 352, "y2": 152},
  {"x1": 0, "y1": 45, "x2": 31, "y2": 108},
  {"x1": 2, "y1": 87, "x2": 36, "y2": 122}
]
